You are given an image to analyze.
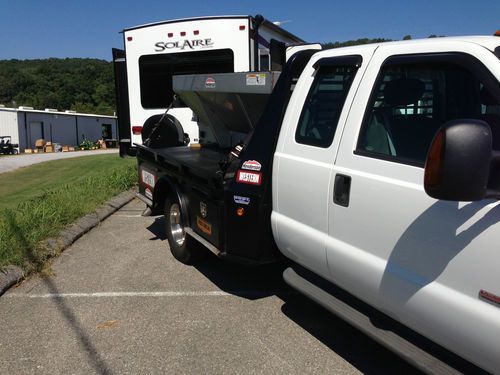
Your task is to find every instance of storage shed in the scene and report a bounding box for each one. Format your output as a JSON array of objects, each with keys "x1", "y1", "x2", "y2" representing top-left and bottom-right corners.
[{"x1": 0, "y1": 106, "x2": 117, "y2": 152}]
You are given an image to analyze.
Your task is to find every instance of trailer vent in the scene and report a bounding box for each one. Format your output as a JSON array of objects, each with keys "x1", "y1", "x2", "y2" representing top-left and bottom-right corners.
[
  {"x1": 45, "y1": 108, "x2": 58, "y2": 112},
  {"x1": 18, "y1": 106, "x2": 34, "y2": 110},
  {"x1": 65, "y1": 110, "x2": 77, "y2": 114}
]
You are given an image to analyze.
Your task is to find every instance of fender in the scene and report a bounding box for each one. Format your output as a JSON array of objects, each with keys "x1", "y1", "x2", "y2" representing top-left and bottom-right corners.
[{"x1": 152, "y1": 176, "x2": 189, "y2": 224}]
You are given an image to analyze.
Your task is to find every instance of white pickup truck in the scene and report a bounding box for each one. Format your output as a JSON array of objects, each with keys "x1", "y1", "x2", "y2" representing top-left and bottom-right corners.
[{"x1": 135, "y1": 36, "x2": 500, "y2": 373}]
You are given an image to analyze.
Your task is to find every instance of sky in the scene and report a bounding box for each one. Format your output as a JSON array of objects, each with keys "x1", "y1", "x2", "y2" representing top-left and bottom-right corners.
[{"x1": 0, "y1": 0, "x2": 499, "y2": 61}]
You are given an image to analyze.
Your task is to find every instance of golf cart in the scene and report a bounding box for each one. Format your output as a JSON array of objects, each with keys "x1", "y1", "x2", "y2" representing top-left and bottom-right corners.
[{"x1": 0, "y1": 136, "x2": 19, "y2": 155}]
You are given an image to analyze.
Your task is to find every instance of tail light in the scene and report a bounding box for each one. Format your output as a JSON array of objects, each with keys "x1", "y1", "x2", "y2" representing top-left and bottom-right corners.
[{"x1": 132, "y1": 126, "x2": 143, "y2": 135}]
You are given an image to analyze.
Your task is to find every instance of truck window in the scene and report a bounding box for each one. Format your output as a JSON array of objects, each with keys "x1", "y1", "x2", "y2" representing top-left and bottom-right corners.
[
  {"x1": 295, "y1": 65, "x2": 357, "y2": 148},
  {"x1": 139, "y1": 49, "x2": 234, "y2": 109},
  {"x1": 357, "y1": 53, "x2": 500, "y2": 165}
]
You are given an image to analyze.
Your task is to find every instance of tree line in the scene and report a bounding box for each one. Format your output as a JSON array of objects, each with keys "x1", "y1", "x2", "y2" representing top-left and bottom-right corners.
[
  {"x1": 0, "y1": 58, "x2": 115, "y2": 115},
  {"x1": 0, "y1": 36, "x2": 442, "y2": 116}
]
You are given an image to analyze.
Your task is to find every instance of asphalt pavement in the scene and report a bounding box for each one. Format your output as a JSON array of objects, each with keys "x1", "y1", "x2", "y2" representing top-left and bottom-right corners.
[
  {"x1": 0, "y1": 149, "x2": 119, "y2": 174},
  {"x1": 0, "y1": 198, "x2": 418, "y2": 374}
]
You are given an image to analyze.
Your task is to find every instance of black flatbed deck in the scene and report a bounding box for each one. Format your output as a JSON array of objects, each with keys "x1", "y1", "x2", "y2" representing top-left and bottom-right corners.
[{"x1": 138, "y1": 144, "x2": 225, "y2": 185}]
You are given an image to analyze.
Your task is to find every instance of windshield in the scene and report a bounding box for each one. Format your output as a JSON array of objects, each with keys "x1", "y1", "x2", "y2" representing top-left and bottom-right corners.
[{"x1": 139, "y1": 49, "x2": 234, "y2": 109}]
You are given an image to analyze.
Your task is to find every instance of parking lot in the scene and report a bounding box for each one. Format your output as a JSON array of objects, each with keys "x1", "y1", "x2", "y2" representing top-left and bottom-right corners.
[{"x1": 0, "y1": 198, "x2": 416, "y2": 374}]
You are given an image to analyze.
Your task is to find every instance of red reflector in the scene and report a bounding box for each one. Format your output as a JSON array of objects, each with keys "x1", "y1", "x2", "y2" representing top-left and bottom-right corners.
[
  {"x1": 168, "y1": 32, "x2": 173, "y2": 38},
  {"x1": 194, "y1": 30, "x2": 199, "y2": 35},
  {"x1": 127, "y1": 36, "x2": 133, "y2": 41},
  {"x1": 132, "y1": 126, "x2": 143, "y2": 135},
  {"x1": 479, "y1": 289, "x2": 500, "y2": 305},
  {"x1": 239, "y1": 25, "x2": 246, "y2": 30},
  {"x1": 495, "y1": 29, "x2": 500, "y2": 37},
  {"x1": 180, "y1": 31, "x2": 186, "y2": 36}
]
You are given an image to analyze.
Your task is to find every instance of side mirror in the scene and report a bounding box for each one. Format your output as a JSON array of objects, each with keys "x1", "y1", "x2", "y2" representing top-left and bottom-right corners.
[{"x1": 424, "y1": 119, "x2": 497, "y2": 201}]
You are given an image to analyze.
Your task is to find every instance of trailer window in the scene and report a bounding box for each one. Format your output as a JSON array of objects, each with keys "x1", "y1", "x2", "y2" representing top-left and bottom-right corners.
[{"x1": 139, "y1": 49, "x2": 234, "y2": 109}]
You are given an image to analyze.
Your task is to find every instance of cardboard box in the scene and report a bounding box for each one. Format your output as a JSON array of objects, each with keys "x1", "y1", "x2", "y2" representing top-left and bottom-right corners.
[
  {"x1": 45, "y1": 145, "x2": 54, "y2": 153},
  {"x1": 62, "y1": 146, "x2": 70, "y2": 152},
  {"x1": 25, "y1": 149, "x2": 33, "y2": 154}
]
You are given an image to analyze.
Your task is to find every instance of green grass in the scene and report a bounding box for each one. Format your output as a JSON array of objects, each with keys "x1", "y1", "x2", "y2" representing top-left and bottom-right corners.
[{"x1": 0, "y1": 154, "x2": 137, "y2": 272}]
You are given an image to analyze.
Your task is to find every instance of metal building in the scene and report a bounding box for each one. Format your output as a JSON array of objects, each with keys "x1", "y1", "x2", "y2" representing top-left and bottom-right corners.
[{"x1": 0, "y1": 106, "x2": 117, "y2": 152}]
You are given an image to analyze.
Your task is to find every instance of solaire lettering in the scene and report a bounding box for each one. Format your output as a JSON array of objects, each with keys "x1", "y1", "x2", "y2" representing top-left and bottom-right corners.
[{"x1": 154, "y1": 38, "x2": 214, "y2": 51}]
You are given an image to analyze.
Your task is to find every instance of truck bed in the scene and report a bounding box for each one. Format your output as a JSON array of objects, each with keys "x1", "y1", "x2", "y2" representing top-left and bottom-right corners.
[{"x1": 138, "y1": 144, "x2": 225, "y2": 186}]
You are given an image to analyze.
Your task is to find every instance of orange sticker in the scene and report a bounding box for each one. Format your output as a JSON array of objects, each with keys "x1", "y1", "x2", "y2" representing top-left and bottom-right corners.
[{"x1": 196, "y1": 216, "x2": 212, "y2": 235}]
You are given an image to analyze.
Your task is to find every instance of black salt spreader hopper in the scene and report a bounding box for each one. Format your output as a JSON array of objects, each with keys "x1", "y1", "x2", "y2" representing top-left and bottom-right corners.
[{"x1": 136, "y1": 50, "x2": 316, "y2": 264}]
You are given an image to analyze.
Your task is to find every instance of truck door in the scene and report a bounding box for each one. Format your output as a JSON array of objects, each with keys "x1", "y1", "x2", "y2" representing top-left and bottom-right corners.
[
  {"x1": 327, "y1": 43, "x2": 500, "y2": 371},
  {"x1": 272, "y1": 51, "x2": 372, "y2": 278}
]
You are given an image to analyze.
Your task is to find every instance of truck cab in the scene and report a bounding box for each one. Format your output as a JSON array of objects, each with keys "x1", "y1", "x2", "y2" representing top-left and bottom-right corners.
[{"x1": 273, "y1": 37, "x2": 500, "y2": 373}]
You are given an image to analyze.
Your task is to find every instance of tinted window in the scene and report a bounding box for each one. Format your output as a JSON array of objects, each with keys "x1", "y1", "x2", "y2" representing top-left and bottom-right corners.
[
  {"x1": 139, "y1": 49, "x2": 234, "y2": 109},
  {"x1": 295, "y1": 66, "x2": 357, "y2": 148},
  {"x1": 357, "y1": 56, "x2": 500, "y2": 165}
]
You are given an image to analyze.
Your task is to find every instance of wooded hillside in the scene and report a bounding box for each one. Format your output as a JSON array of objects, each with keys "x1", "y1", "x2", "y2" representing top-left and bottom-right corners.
[
  {"x1": 0, "y1": 36, "x2": 435, "y2": 116},
  {"x1": 0, "y1": 58, "x2": 115, "y2": 115}
]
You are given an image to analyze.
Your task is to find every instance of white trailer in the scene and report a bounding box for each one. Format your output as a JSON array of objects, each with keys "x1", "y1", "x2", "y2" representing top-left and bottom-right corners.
[{"x1": 112, "y1": 15, "x2": 308, "y2": 156}]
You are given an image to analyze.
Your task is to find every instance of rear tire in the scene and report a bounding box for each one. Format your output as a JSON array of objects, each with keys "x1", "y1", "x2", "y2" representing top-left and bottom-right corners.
[
  {"x1": 164, "y1": 197, "x2": 205, "y2": 264},
  {"x1": 142, "y1": 114, "x2": 184, "y2": 148}
]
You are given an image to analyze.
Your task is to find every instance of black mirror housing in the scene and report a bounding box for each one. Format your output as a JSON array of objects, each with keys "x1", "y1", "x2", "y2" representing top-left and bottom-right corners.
[{"x1": 424, "y1": 119, "x2": 492, "y2": 201}]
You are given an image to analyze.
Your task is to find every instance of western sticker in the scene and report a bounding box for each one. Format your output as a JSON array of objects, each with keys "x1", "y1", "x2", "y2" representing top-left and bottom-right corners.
[
  {"x1": 233, "y1": 195, "x2": 250, "y2": 205},
  {"x1": 205, "y1": 77, "x2": 216, "y2": 89},
  {"x1": 196, "y1": 216, "x2": 212, "y2": 235},
  {"x1": 236, "y1": 170, "x2": 262, "y2": 185},
  {"x1": 242, "y1": 160, "x2": 262, "y2": 171}
]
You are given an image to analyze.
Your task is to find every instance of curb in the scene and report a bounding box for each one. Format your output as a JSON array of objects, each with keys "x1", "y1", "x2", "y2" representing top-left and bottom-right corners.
[{"x1": 0, "y1": 188, "x2": 137, "y2": 296}]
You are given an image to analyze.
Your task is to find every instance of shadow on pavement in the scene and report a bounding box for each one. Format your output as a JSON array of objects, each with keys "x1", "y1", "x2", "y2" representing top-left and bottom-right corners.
[
  {"x1": 146, "y1": 215, "x2": 417, "y2": 373},
  {"x1": 41, "y1": 277, "x2": 113, "y2": 375},
  {"x1": 146, "y1": 216, "x2": 166, "y2": 241}
]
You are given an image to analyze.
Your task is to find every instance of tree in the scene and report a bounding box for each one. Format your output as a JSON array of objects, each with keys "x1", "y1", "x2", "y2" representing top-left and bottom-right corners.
[
  {"x1": 0, "y1": 58, "x2": 115, "y2": 115},
  {"x1": 322, "y1": 38, "x2": 392, "y2": 50}
]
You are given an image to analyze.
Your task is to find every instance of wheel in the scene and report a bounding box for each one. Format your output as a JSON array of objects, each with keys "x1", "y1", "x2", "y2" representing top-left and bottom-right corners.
[
  {"x1": 164, "y1": 197, "x2": 205, "y2": 264},
  {"x1": 12, "y1": 149, "x2": 18, "y2": 155}
]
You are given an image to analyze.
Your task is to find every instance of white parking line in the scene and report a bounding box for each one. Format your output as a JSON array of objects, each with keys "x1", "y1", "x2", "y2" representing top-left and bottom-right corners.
[{"x1": 5, "y1": 290, "x2": 290, "y2": 298}]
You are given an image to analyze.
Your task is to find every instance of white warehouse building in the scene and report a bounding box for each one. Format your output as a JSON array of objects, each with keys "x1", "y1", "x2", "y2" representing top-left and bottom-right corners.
[{"x1": 0, "y1": 106, "x2": 117, "y2": 152}]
